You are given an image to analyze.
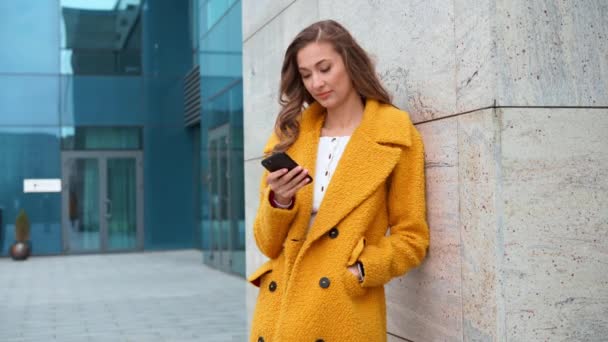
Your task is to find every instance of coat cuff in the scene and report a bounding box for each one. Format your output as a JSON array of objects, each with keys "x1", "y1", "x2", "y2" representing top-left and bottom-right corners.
[
  {"x1": 269, "y1": 190, "x2": 295, "y2": 209},
  {"x1": 253, "y1": 185, "x2": 300, "y2": 258}
]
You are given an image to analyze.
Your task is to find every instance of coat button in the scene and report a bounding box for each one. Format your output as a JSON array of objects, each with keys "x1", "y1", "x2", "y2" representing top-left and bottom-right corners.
[
  {"x1": 319, "y1": 277, "x2": 331, "y2": 289},
  {"x1": 328, "y1": 227, "x2": 339, "y2": 239},
  {"x1": 269, "y1": 281, "x2": 277, "y2": 292},
  {"x1": 258, "y1": 337, "x2": 264, "y2": 342},
  {"x1": 316, "y1": 340, "x2": 325, "y2": 342}
]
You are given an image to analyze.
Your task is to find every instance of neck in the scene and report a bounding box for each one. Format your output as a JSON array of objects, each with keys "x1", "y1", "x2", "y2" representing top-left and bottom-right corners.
[{"x1": 323, "y1": 92, "x2": 365, "y2": 134}]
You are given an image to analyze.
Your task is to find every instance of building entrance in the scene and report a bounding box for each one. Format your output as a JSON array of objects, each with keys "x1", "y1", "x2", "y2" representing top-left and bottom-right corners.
[{"x1": 61, "y1": 151, "x2": 143, "y2": 253}]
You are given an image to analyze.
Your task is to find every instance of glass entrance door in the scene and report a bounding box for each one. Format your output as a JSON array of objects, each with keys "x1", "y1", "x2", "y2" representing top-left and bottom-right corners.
[
  {"x1": 207, "y1": 126, "x2": 232, "y2": 270},
  {"x1": 62, "y1": 151, "x2": 143, "y2": 253}
]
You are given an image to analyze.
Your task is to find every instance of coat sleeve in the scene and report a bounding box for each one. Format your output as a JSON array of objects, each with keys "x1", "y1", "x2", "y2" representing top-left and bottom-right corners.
[
  {"x1": 252, "y1": 137, "x2": 300, "y2": 259},
  {"x1": 358, "y1": 125, "x2": 430, "y2": 288}
]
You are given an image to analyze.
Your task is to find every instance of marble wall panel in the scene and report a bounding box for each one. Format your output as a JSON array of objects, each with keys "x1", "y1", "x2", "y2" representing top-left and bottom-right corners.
[
  {"x1": 495, "y1": 0, "x2": 608, "y2": 106},
  {"x1": 242, "y1": 0, "x2": 298, "y2": 41},
  {"x1": 500, "y1": 108, "x2": 608, "y2": 341},
  {"x1": 386, "y1": 119, "x2": 462, "y2": 341},
  {"x1": 242, "y1": 0, "x2": 319, "y2": 160},
  {"x1": 318, "y1": 0, "x2": 457, "y2": 123},
  {"x1": 454, "y1": 0, "x2": 497, "y2": 112},
  {"x1": 457, "y1": 108, "x2": 504, "y2": 341},
  {"x1": 244, "y1": 158, "x2": 266, "y2": 333}
]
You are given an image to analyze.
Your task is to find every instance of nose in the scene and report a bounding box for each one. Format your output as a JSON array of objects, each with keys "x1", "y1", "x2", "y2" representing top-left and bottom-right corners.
[{"x1": 311, "y1": 73, "x2": 324, "y2": 90}]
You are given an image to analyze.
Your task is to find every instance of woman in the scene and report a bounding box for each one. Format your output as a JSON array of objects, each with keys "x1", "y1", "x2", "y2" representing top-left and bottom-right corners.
[{"x1": 248, "y1": 20, "x2": 430, "y2": 342}]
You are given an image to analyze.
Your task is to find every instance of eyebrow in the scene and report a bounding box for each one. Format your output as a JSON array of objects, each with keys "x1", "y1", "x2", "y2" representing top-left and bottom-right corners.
[{"x1": 298, "y1": 59, "x2": 330, "y2": 72}]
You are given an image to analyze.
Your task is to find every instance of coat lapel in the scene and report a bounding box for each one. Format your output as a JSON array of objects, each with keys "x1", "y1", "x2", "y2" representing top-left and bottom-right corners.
[
  {"x1": 264, "y1": 99, "x2": 414, "y2": 250},
  {"x1": 303, "y1": 99, "x2": 408, "y2": 244}
]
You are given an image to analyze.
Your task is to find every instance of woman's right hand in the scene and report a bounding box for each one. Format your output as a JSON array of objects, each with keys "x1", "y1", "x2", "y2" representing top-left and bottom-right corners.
[{"x1": 267, "y1": 166, "x2": 310, "y2": 205}]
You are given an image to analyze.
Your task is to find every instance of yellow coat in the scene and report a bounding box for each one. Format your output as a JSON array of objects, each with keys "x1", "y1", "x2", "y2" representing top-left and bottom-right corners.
[{"x1": 248, "y1": 99, "x2": 430, "y2": 342}]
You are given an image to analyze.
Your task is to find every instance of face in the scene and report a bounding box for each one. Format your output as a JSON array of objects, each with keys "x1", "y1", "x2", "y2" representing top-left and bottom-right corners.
[{"x1": 296, "y1": 41, "x2": 356, "y2": 109}]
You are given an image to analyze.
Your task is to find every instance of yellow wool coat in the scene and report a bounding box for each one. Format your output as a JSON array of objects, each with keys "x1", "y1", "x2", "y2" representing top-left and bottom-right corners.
[{"x1": 248, "y1": 99, "x2": 430, "y2": 342}]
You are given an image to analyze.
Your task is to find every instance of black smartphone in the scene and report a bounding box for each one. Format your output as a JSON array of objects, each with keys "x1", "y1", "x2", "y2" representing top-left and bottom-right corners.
[{"x1": 261, "y1": 152, "x2": 313, "y2": 183}]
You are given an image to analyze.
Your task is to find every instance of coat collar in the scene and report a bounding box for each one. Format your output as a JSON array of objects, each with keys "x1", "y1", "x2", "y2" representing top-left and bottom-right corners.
[{"x1": 264, "y1": 98, "x2": 413, "y2": 246}]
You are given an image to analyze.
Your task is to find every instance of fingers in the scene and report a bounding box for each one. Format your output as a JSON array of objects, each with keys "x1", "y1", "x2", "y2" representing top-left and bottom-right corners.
[
  {"x1": 266, "y1": 168, "x2": 289, "y2": 184},
  {"x1": 266, "y1": 167, "x2": 310, "y2": 198},
  {"x1": 282, "y1": 174, "x2": 310, "y2": 199},
  {"x1": 284, "y1": 167, "x2": 309, "y2": 190}
]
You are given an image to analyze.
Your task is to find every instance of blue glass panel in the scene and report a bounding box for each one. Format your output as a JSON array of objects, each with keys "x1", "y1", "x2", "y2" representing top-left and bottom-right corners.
[
  {"x1": 61, "y1": 126, "x2": 143, "y2": 150},
  {"x1": 199, "y1": 2, "x2": 242, "y2": 52},
  {"x1": 0, "y1": 75, "x2": 60, "y2": 126},
  {"x1": 143, "y1": 75, "x2": 185, "y2": 125},
  {"x1": 0, "y1": 127, "x2": 62, "y2": 256},
  {"x1": 0, "y1": 1, "x2": 60, "y2": 73},
  {"x1": 143, "y1": 124, "x2": 195, "y2": 249},
  {"x1": 60, "y1": 0, "x2": 142, "y2": 75},
  {"x1": 197, "y1": 0, "x2": 244, "y2": 275},
  {"x1": 141, "y1": 0, "x2": 191, "y2": 77},
  {"x1": 60, "y1": 75, "x2": 144, "y2": 126}
]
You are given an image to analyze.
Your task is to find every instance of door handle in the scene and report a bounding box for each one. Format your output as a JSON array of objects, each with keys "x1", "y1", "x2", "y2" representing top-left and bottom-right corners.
[{"x1": 105, "y1": 199, "x2": 112, "y2": 219}]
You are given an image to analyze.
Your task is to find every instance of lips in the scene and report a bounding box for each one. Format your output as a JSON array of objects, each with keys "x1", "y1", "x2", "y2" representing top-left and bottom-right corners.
[{"x1": 316, "y1": 91, "x2": 332, "y2": 99}]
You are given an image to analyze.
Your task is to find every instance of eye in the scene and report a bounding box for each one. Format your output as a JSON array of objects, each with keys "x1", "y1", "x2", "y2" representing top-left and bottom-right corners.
[
  {"x1": 301, "y1": 74, "x2": 311, "y2": 79},
  {"x1": 320, "y1": 67, "x2": 331, "y2": 73}
]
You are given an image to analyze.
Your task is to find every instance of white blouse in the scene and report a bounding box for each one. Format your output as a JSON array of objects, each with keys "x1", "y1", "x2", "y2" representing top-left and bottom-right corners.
[{"x1": 309, "y1": 135, "x2": 351, "y2": 229}]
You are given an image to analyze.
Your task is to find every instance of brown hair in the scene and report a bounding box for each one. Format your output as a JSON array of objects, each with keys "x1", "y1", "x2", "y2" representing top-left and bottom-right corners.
[{"x1": 272, "y1": 20, "x2": 392, "y2": 153}]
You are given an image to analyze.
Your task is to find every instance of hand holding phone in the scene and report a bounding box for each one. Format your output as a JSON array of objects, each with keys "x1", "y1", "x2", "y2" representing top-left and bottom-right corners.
[{"x1": 261, "y1": 152, "x2": 312, "y2": 205}]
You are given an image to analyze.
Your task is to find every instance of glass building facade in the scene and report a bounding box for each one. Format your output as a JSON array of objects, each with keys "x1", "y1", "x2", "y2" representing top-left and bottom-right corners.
[{"x1": 0, "y1": 0, "x2": 245, "y2": 276}]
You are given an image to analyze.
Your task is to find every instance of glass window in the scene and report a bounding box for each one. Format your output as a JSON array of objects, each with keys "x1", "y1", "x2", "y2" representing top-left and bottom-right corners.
[
  {"x1": 60, "y1": 75, "x2": 145, "y2": 126},
  {"x1": 0, "y1": 127, "x2": 62, "y2": 256},
  {"x1": 60, "y1": 0, "x2": 142, "y2": 75},
  {"x1": 61, "y1": 126, "x2": 142, "y2": 150},
  {"x1": 0, "y1": 75, "x2": 60, "y2": 126},
  {"x1": 0, "y1": 1, "x2": 60, "y2": 73}
]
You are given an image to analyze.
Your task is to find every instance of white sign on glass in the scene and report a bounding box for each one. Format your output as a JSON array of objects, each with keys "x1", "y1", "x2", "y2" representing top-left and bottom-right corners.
[{"x1": 23, "y1": 179, "x2": 62, "y2": 193}]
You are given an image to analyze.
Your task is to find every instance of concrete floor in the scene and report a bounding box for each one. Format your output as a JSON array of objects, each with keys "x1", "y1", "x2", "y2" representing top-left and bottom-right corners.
[{"x1": 0, "y1": 250, "x2": 247, "y2": 341}]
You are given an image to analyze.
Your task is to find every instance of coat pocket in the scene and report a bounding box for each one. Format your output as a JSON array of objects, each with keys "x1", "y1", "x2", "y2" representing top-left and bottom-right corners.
[
  {"x1": 341, "y1": 266, "x2": 367, "y2": 297},
  {"x1": 342, "y1": 236, "x2": 368, "y2": 297},
  {"x1": 247, "y1": 260, "x2": 273, "y2": 287},
  {"x1": 347, "y1": 237, "x2": 366, "y2": 266}
]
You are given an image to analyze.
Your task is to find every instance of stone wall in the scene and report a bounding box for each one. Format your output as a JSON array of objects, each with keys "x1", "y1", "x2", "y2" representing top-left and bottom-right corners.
[{"x1": 243, "y1": 1, "x2": 608, "y2": 340}]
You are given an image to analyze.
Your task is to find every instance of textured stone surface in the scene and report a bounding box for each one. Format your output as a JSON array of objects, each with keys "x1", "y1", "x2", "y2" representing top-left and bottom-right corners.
[
  {"x1": 500, "y1": 108, "x2": 608, "y2": 341},
  {"x1": 242, "y1": 0, "x2": 319, "y2": 160},
  {"x1": 244, "y1": 159, "x2": 266, "y2": 275},
  {"x1": 458, "y1": 109, "x2": 503, "y2": 341},
  {"x1": 244, "y1": 158, "x2": 266, "y2": 334},
  {"x1": 242, "y1": 0, "x2": 298, "y2": 42},
  {"x1": 318, "y1": 0, "x2": 457, "y2": 123},
  {"x1": 455, "y1": 0, "x2": 496, "y2": 112},
  {"x1": 495, "y1": 0, "x2": 608, "y2": 106},
  {"x1": 386, "y1": 119, "x2": 462, "y2": 341}
]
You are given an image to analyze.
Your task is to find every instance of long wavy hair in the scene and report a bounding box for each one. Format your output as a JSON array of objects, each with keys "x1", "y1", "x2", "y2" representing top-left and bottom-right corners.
[{"x1": 272, "y1": 20, "x2": 392, "y2": 153}]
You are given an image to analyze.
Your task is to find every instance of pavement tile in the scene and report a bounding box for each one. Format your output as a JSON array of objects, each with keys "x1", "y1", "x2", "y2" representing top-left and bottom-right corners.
[{"x1": 0, "y1": 250, "x2": 247, "y2": 341}]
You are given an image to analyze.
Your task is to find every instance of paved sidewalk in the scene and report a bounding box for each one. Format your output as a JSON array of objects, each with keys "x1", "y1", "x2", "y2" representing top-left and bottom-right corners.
[{"x1": 0, "y1": 250, "x2": 247, "y2": 341}]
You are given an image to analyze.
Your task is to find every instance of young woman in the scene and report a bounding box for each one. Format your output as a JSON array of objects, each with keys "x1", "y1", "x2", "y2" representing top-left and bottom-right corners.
[{"x1": 248, "y1": 20, "x2": 430, "y2": 342}]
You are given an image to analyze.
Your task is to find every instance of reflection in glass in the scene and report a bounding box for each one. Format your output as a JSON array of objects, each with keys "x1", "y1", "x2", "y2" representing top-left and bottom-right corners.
[
  {"x1": 107, "y1": 158, "x2": 137, "y2": 250},
  {"x1": 196, "y1": 0, "x2": 244, "y2": 275},
  {"x1": 61, "y1": 126, "x2": 142, "y2": 150},
  {"x1": 0, "y1": 127, "x2": 62, "y2": 255},
  {"x1": 0, "y1": 75, "x2": 60, "y2": 126},
  {"x1": 60, "y1": 0, "x2": 142, "y2": 75},
  {"x1": 66, "y1": 158, "x2": 100, "y2": 252}
]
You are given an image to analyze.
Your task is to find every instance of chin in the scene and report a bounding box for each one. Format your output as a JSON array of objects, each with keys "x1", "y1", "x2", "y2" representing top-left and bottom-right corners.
[{"x1": 318, "y1": 97, "x2": 337, "y2": 109}]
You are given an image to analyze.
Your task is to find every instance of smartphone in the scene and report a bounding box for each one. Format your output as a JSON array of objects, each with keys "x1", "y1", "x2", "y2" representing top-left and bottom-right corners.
[{"x1": 261, "y1": 152, "x2": 313, "y2": 183}]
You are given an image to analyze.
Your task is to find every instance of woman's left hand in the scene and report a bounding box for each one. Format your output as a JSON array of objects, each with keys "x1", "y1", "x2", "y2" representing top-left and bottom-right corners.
[{"x1": 347, "y1": 264, "x2": 360, "y2": 278}]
